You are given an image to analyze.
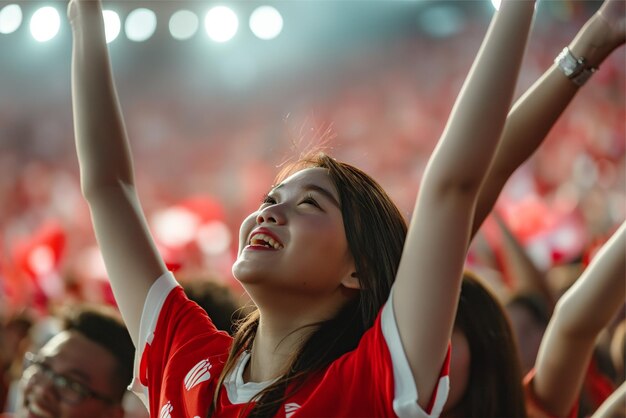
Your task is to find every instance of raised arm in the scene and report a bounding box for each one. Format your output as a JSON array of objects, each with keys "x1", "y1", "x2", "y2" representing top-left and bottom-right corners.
[
  {"x1": 471, "y1": 0, "x2": 626, "y2": 238},
  {"x1": 531, "y1": 222, "x2": 626, "y2": 416},
  {"x1": 494, "y1": 212, "x2": 556, "y2": 311},
  {"x1": 591, "y1": 381, "x2": 626, "y2": 418},
  {"x1": 69, "y1": 0, "x2": 167, "y2": 345},
  {"x1": 392, "y1": 1, "x2": 535, "y2": 408}
]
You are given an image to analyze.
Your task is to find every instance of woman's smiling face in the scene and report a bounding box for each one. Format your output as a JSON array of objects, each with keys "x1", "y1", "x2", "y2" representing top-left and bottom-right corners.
[{"x1": 233, "y1": 167, "x2": 356, "y2": 299}]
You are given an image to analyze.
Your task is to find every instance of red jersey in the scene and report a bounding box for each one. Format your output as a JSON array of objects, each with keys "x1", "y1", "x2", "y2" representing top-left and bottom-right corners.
[{"x1": 129, "y1": 272, "x2": 450, "y2": 418}]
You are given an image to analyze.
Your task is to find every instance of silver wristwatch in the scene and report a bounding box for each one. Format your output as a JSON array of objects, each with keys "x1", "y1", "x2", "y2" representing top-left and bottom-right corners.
[{"x1": 555, "y1": 47, "x2": 597, "y2": 87}]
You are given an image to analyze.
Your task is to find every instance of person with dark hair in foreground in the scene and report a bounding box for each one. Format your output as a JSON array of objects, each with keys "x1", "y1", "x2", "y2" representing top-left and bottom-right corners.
[
  {"x1": 442, "y1": 272, "x2": 526, "y2": 417},
  {"x1": 13, "y1": 305, "x2": 134, "y2": 418},
  {"x1": 181, "y1": 277, "x2": 244, "y2": 335}
]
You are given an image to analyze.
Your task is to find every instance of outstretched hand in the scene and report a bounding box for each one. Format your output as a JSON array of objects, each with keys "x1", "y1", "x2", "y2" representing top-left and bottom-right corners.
[
  {"x1": 66, "y1": 0, "x2": 101, "y2": 28},
  {"x1": 66, "y1": 0, "x2": 81, "y2": 25}
]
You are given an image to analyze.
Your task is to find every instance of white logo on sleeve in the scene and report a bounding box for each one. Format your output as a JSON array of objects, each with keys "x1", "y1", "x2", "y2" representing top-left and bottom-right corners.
[
  {"x1": 160, "y1": 401, "x2": 173, "y2": 418},
  {"x1": 284, "y1": 402, "x2": 301, "y2": 418},
  {"x1": 184, "y1": 359, "x2": 213, "y2": 391}
]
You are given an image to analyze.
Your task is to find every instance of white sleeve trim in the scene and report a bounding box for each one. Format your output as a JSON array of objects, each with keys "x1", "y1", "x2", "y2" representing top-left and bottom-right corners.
[
  {"x1": 381, "y1": 290, "x2": 449, "y2": 418},
  {"x1": 128, "y1": 271, "x2": 179, "y2": 409}
]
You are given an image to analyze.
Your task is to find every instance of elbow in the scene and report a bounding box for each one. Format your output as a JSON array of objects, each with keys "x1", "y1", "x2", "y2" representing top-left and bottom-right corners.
[
  {"x1": 81, "y1": 176, "x2": 134, "y2": 203},
  {"x1": 552, "y1": 297, "x2": 603, "y2": 341},
  {"x1": 430, "y1": 176, "x2": 483, "y2": 202},
  {"x1": 432, "y1": 166, "x2": 482, "y2": 194},
  {"x1": 423, "y1": 164, "x2": 483, "y2": 201}
]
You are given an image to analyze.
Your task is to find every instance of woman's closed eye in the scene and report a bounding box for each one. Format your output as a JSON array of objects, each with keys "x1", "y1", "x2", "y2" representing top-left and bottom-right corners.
[
  {"x1": 260, "y1": 194, "x2": 277, "y2": 207},
  {"x1": 260, "y1": 193, "x2": 321, "y2": 209},
  {"x1": 299, "y1": 194, "x2": 322, "y2": 209}
]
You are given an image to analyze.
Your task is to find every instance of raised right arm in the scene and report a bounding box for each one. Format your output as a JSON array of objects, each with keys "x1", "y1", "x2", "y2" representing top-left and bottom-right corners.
[
  {"x1": 69, "y1": 0, "x2": 167, "y2": 345},
  {"x1": 471, "y1": 0, "x2": 625, "y2": 238}
]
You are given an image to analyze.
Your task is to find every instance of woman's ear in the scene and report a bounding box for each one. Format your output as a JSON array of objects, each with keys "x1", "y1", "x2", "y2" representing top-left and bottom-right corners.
[{"x1": 341, "y1": 272, "x2": 361, "y2": 290}]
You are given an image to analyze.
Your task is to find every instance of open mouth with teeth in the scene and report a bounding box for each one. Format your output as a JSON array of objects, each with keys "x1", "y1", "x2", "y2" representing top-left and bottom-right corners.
[{"x1": 249, "y1": 233, "x2": 283, "y2": 250}]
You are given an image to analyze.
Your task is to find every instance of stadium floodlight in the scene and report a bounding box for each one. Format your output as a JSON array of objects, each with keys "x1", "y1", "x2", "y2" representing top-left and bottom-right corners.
[
  {"x1": 169, "y1": 9, "x2": 199, "y2": 41},
  {"x1": 0, "y1": 4, "x2": 22, "y2": 35},
  {"x1": 249, "y1": 6, "x2": 283, "y2": 40},
  {"x1": 204, "y1": 6, "x2": 238, "y2": 43},
  {"x1": 102, "y1": 9, "x2": 121, "y2": 44},
  {"x1": 30, "y1": 6, "x2": 60, "y2": 42},
  {"x1": 125, "y1": 8, "x2": 157, "y2": 42}
]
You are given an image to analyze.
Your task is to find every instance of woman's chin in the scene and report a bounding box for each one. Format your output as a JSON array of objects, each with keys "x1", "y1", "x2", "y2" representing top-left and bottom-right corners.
[{"x1": 232, "y1": 261, "x2": 267, "y2": 285}]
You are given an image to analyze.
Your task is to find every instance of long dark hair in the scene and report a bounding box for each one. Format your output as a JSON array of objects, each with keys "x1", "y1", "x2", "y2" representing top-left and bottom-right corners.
[
  {"x1": 210, "y1": 153, "x2": 408, "y2": 417},
  {"x1": 445, "y1": 272, "x2": 527, "y2": 417}
]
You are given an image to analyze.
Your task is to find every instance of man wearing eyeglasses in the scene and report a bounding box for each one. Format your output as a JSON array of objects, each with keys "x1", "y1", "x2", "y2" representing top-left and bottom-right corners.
[{"x1": 12, "y1": 306, "x2": 134, "y2": 418}]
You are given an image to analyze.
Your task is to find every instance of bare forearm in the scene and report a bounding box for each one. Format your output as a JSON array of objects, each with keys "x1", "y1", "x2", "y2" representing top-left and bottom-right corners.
[
  {"x1": 555, "y1": 223, "x2": 625, "y2": 338},
  {"x1": 426, "y1": 0, "x2": 535, "y2": 192},
  {"x1": 472, "y1": 8, "x2": 624, "y2": 237},
  {"x1": 70, "y1": 0, "x2": 134, "y2": 196},
  {"x1": 495, "y1": 214, "x2": 555, "y2": 309},
  {"x1": 68, "y1": 0, "x2": 167, "y2": 344},
  {"x1": 532, "y1": 223, "x2": 626, "y2": 415}
]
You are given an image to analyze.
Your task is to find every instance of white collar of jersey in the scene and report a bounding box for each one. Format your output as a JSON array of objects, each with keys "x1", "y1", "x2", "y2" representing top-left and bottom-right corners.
[{"x1": 224, "y1": 351, "x2": 279, "y2": 404}]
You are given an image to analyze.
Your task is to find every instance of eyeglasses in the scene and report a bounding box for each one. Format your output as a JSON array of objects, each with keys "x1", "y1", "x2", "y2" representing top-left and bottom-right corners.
[{"x1": 23, "y1": 352, "x2": 115, "y2": 405}]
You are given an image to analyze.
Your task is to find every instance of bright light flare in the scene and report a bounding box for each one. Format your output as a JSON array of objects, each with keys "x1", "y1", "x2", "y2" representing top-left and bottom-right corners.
[
  {"x1": 0, "y1": 4, "x2": 22, "y2": 34},
  {"x1": 152, "y1": 207, "x2": 200, "y2": 248},
  {"x1": 249, "y1": 6, "x2": 283, "y2": 40},
  {"x1": 204, "y1": 6, "x2": 238, "y2": 43},
  {"x1": 125, "y1": 8, "x2": 157, "y2": 42},
  {"x1": 197, "y1": 221, "x2": 231, "y2": 255},
  {"x1": 102, "y1": 10, "x2": 121, "y2": 44},
  {"x1": 30, "y1": 6, "x2": 60, "y2": 42},
  {"x1": 491, "y1": 0, "x2": 538, "y2": 11},
  {"x1": 169, "y1": 10, "x2": 199, "y2": 40}
]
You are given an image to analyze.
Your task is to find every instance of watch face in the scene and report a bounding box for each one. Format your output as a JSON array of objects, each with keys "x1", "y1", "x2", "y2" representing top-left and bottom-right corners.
[
  {"x1": 556, "y1": 48, "x2": 594, "y2": 85},
  {"x1": 558, "y1": 51, "x2": 578, "y2": 76},
  {"x1": 563, "y1": 62, "x2": 576, "y2": 75}
]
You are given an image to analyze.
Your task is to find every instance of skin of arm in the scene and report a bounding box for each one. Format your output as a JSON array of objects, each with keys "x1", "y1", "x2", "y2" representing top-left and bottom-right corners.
[
  {"x1": 392, "y1": 0, "x2": 536, "y2": 408},
  {"x1": 471, "y1": 0, "x2": 626, "y2": 239},
  {"x1": 494, "y1": 212, "x2": 556, "y2": 311},
  {"x1": 532, "y1": 222, "x2": 626, "y2": 416},
  {"x1": 591, "y1": 381, "x2": 626, "y2": 418},
  {"x1": 69, "y1": 0, "x2": 167, "y2": 345}
]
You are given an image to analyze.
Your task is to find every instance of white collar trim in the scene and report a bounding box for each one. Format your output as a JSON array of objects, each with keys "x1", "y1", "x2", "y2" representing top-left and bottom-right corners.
[{"x1": 223, "y1": 351, "x2": 279, "y2": 404}]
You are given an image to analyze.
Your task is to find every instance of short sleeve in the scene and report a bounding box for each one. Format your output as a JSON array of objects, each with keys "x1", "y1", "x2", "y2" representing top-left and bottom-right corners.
[
  {"x1": 129, "y1": 272, "x2": 233, "y2": 417},
  {"x1": 298, "y1": 290, "x2": 450, "y2": 418},
  {"x1": 381, "y1": 292, "x2": 450, "y2": 417}
]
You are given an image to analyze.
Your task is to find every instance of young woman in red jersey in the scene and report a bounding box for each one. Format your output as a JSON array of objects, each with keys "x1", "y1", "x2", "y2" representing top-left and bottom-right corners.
[{"x1": 67, "y1": 1, "x2": 537, "y2": 416}]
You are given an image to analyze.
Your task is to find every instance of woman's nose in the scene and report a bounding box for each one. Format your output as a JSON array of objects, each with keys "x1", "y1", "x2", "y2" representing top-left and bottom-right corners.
[{"x1": 256, "y1": 205, "x2": 286, "y2": 225}]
